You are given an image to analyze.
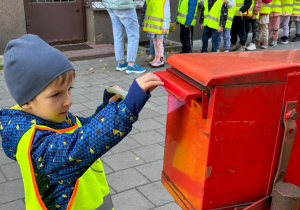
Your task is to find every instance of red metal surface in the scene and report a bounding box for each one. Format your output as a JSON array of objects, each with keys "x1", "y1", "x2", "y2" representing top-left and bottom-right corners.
[
  {"x1": 158, "y1": 50, "x2": 300, "y2": 210},
  {"x1": 23, "y1": 0, "x2": 85, "y2": 44}
]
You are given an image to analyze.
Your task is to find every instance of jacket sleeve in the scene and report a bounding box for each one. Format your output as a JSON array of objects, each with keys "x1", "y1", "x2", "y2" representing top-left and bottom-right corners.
[
  {"x1": 220, "y1": 3, "x2": 228, "y2": 27},
  {"x1": 140, "y1": 2, "x2": 147, "y2": 27},
  {"x1": 163, "y1": 0, "x2": 171, "y2": 29},
  {"x1": 253, "y1": 0, "x2": 262, "y2": 15},
  {"x1": 240, "y1": 0, "x2": 252, "y2": 13},
  {"x1": 30, "y1": 81, "x2": 150, "y2": 183},
  {"x1": 199, "y1": 6, "x2": 205, "y2": 24},
  {"x1": 186, "y1": 0, "x2": 199, "y2": 26}
]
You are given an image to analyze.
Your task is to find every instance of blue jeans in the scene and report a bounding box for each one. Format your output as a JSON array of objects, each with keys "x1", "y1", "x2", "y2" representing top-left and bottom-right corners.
[
  {"x1": 201, "y1": 26, "x2": 219, "y2": 52},
  {"x1": 217, "y1": 28, "x2": 231, "y2": 50},
  {"x1": 149, "y1": 38, "x2": 166, "y2": 56},
  {"x1": 107, "y1": 8, "x2": 139, "y2": 63}
]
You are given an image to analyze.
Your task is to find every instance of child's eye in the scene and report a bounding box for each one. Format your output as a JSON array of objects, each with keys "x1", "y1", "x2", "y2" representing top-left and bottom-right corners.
[
  {"x1": 68, "y1": 86, "x2": 73, "y2": 91},
  {"x1": 52, "y1": 93, "x2": 60, "y2": 98}
]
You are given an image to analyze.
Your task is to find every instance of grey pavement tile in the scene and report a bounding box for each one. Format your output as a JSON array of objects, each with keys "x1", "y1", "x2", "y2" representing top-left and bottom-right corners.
[
  {"x1": 0, "y1": 92, "x2": 13, "y2": 100},
  {"x1": 137, "y1": 181, "x2": 175, "y2": 207},
  {"x1": 106, "y1": 168, "x2": 150, "y2": 192},
  {"x1": 112, "y1": 189, "x2": 154, "y2": 210},
  {"x1": 0, "y1": 150, "x2": 15, "y2": 166},
  {"x1": 0, "y1": 179, "x2": 24, "y2": 204},
  {"x1": 128, "y1": 127, "x2": 140, "y2": 135},
  {"x1": 130, "y1": 130, "x2": 164, "y2": 146},
  {"x1": 156, "y1": 127, "x2": 166, "y2": 136},
  {"x1": 72, "y1": 95, "x2": 89, "y2": 104},
  {"x1": 153, "y1": 116, "x2": 167, "y2": 126},
  {"x1": 78, "y1": 109, "x2": 96, "y2": 118},
  {"x1": 86, "y1": 78, "x2": 110, "y2": 86},
  {"x1": 0, "y1": 200, "x2": 25, "y2": 210},
  {"x1": 83, "y1": 91, "x2": 104, "y2": 101},
  {"x1": 69, "y1": 103, "x2": 89, "y2": 113},
  {"x1": 0, "y1": 99, "x2": 16, "y2": 109},
  {"x1": 159, "y1": 142, "x2": 165, "y2": 148},
  {"x1": 102, "y1": 150, "x2": 113, "y2": 157},
  {"x1": 81, "y1": 100, "x2": 102, "y2": 109},
  {"x1": 132, "y1": 145, "x2": 164, "y2": 163},
  {"x1": 105, "y1": 75, "x2": 127, "y2": 83},
  {"x1": 150, "y1": 202, "x2": 181, "y2": 210},
  {"x1": 87, "y1": 72, "x2": 108, "y2": 79},
  {"x1": 73, "y1": 80, "x2": 91, "y2": 88},
  {"x1": 0, "y1": 169, "x2": 6, "y2": 184},
  {"x1": 109, "y1": 185, "x2": 116, "y2": 195},
  {"x1": 102, "y1": 151, "x2": 145, "y2": 171},
  {"x1": 138, "y1": 108, "x2": 161, "y2": 120},
  {"x1": 156, "y1": 105, "x2": 168, "y2": 115},
  {"x1": 0, "y1": 162, "x2": 21, "y2": 181},
  {"x1": 135, "y1": 160, "x2": 163, "y2": 182},
  {"x1": 102, "y1": 160, "x2": 114, "y2": 175},
  {"x1": 71, "y1": 87, "x2": 89, "y2": 96},
  {"x1": 149, "y1": 96, "x2": 168, "y2": 106},
  {"x1": 110, "y1": 137, "x2": 142, "y2": 154},
  {"x1": 134, "y1": 119, "x2": 164, "y2": 132}
]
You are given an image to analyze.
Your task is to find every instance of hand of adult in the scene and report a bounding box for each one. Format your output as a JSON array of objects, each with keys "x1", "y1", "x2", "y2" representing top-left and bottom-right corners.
[{"x1": 136, "y1": 73, "x2": 164, "y2": 93}]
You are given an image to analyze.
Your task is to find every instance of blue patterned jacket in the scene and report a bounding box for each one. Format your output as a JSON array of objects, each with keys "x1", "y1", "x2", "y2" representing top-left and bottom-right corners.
[{"x1": 0, "y1": 81, "x2": 148, "y2": 209}]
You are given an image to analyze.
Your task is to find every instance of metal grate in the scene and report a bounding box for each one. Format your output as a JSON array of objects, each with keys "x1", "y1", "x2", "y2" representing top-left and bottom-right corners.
[
  {"x1": 29, "y1": 0, "x2": 76, "y2": 2},
  {"x1": 85, "y1": 0, "x2": 145, "y2": 10}
]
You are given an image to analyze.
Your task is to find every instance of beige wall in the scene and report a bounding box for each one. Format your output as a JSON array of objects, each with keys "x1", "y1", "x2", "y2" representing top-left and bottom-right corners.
[{"x1": 0, "y1": 0, "x2": 27, "y2": 54}]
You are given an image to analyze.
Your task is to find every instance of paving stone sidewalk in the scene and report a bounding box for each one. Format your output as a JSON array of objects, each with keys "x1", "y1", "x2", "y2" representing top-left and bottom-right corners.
[{"x1": 0, "y1": 33, "x2": 300, "y2": 210}]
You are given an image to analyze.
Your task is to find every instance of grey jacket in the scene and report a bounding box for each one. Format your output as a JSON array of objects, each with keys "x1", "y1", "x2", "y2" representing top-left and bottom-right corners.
[{"x1": 102, "y1": 0, "x2": 136, "y2": 9}]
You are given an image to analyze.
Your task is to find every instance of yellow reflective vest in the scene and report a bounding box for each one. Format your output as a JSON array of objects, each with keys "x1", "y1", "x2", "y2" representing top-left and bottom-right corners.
[
  {"x1": 235, "y1": 0, "x2": 248, "y2": 16},
  {"x1": 16, "y1": 118, "x2": 113, "y2": 210},
  {"x1": 271, "y1": 0, "x2": 282, "y2": 13},
  {"x1": 177, "y1": 0, "x2": 200, "y2": 26},
  {"x1": 293, "y1": 0, "x2": 300, "y2": 15},
  {"x1": 143, "y1": 0, "x2": 166, "y2": 34},
  {"x1": 282, "y1": 0, "x2": 293, "y2": 14},
  {"x1": 203, "y1": 0, "x2": 223, "y2": 29},
  {"x1": 225, "y1": 2, "x2": 236, "y2": 29},
  {"x1": 260, "y1": 2, "x2": 272, "y2": 14}
]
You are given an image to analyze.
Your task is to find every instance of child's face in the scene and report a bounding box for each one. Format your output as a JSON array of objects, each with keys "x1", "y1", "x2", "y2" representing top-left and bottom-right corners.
[{"x1": 23, "y1": 71, "x2": 75, "y2": 123}]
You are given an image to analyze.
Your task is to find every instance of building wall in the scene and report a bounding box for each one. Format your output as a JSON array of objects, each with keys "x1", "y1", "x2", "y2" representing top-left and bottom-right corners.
[{"x1": 0, "y1": 0, "x2": 27, "y2": 54}]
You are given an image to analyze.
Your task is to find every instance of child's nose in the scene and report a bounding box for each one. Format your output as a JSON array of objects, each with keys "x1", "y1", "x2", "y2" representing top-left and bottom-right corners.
[{"x1": 64, "y1": 93, "x2": 72, "y2": 106}]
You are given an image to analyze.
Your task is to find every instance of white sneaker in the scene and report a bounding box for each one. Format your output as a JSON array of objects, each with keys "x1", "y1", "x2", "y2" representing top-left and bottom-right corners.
[
  {"x1": 216, "y1": 49, "x2": 220, "y2": 52},
  {"x1": 246, "y1": 43, "x2": 256, "y2": 51},
  {"x1": 224, "y1": 50, "x2": 230, "y2": 52}
]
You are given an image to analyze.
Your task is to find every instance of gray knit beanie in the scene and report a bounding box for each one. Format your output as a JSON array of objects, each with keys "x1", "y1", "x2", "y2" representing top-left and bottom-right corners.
[{"x1": 4, "y1": 34, "x2": 74, "y2": 106}]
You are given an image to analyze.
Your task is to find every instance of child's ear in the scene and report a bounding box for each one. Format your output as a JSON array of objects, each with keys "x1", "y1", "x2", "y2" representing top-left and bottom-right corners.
[{"x1": 21, "y1": 103, "x2": 31, "y2": 110}]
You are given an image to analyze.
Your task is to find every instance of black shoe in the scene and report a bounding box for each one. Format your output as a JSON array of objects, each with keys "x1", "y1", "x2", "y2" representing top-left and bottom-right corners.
[
  {"x1": 280, "y1": 36, "x2": 289, "y2": 44},
  {"x1": 291, "y1": 34, "x2": 300, "y2": 42}
]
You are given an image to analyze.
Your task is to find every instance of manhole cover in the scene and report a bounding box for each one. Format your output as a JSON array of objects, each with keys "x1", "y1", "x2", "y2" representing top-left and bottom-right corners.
[{"x1": 54, "y1": 43, "x2": 93, "y2": 52}]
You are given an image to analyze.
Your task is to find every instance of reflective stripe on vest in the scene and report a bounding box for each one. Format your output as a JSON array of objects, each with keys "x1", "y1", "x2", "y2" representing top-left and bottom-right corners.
[
  {"x1": 271, "y1": 0, "x2": 282, "y2": 13},
  {"x1": 177, "y1": 0, "x2": 200, "y2": 26},
  {"x1": 16, "y1": 118, "x2": 113, "y2": 210},
  {"x1": 143, "y1": 0, "x2": 165, "y2": 34},
  {"x1": 293, "y1": 1, "x2": 300, "y2": 14},
  {"x1": 203, "y1": 0, "x2": 223, "y2": 29},
  {"x1": 225, "y1": 3, "x2": 236, "y2": 29},
  {"x1": 260, "y1": 3, "x2": 272, "y2": 14},
  {"x1": 235, "y1": 1, "x2": 246, "y2": 16}
]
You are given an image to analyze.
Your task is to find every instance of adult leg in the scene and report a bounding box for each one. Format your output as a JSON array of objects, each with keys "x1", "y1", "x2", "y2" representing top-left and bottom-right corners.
[
  {"x1": 106, "y1": 8, "x2": 125, "y2": 62},
  {"x1": 117, "y1": 9, "x2": 140, "y2": 64}
]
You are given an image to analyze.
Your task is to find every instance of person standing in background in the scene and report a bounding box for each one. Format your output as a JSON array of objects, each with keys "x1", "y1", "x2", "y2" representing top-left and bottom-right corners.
[
  {"x1": 103, "y1": 0, "x2": 146, "y2": 74},
  {"x1": 176, "y1": 0, "x2": 200, "y2": 53}
]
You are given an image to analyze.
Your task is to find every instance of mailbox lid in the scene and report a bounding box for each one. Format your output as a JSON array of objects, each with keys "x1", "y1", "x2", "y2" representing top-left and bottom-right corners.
[{"x1": 167, "y1": 50, "x2": 300, "y2": 87}]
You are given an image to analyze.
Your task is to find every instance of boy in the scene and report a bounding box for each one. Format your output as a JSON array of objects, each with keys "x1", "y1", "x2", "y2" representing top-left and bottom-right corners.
[
  {"x1": 1, "y1": 34, "x2": 163, "y2": 209},
  {"x1": 200, "y1": 0, "x2": 228, "y2": 52},
  {"x1": 176, "y1": 0, "x2": 200, "y2": 53}
]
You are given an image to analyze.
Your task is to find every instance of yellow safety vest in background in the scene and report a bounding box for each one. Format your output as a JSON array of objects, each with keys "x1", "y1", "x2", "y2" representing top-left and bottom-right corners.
[
  {"x1": 203, "y1": 0, "x2": 223, "y2": 29},
  {"x1": 225, "y1": 2, "x2": 236, "y2": 29},
  {"x1": 16, "y1": 118, "x2": 113, "y2": 210},
  {"x1": 271, "y1": 0, "x2": 282, "y2": 13},
  {"x1": 260, "y1": 2, "x2": 272, "y2": 14},
  {"x1": 177, "y1": 0, "x2": 200, "y2": 26},
  {"x1": 235, "y1": 0, "x2": 247, "y2": 16},
  {"x1": 282, "y1": 0, "x2": 293, "y2": 14},
  {"x1": 143, "y1": 0, "x2": 165, "y2": 34},
  {"x1": 293, "y1": 0, "x2": 300, "y2": 14}
]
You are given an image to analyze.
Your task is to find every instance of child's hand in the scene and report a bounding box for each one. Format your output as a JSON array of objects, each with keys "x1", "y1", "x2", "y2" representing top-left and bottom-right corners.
[
  {"x1": 201, "y1": 24, "x2": 204, "y2": 29},
  {"x1": 136, "y1": 73, "x2": 164, "y2": 93},
  {"x1": 217, "y1": 26, "x2": 223, "y2": 32},
  {"x1": 108, "y1": 85, "x2": 123, "y2": 103},
  {"x1": 162, "y1": 28, "x2": 168, "y2": 34}
]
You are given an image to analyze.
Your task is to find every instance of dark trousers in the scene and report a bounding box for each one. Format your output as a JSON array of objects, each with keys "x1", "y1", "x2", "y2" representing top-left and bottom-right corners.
[
  {"x1": 180, "y1": 24, "x2": 194, "y2": 53},
  {"x1": 245, "y1": 18, "x2": 258, "y2": 44},
  {"x1": 201, "y1": 26, "x2": 219, "y2": 52},
  {"x1": 231, "y1": 16, "x2": 247, "y2": 45}
]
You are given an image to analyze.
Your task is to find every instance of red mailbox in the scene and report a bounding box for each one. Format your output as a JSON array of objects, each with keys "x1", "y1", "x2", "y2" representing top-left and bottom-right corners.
[{"x1": 154, "y1": 50, "x2": 300, "y2": 210}]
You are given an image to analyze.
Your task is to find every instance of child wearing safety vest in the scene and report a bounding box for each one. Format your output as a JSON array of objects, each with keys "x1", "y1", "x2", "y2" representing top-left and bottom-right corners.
[
  {"x1": 256, "y1": 0, "x2": 272, "y2": 48},
  {"x1": 268, "y1": 0, "x2": 282, "y2": 46},
  {"x1": 290, "y1": 0, "x2": 300, "y2": 42},
  {"x1": 200, "y1": 0, "x2": 229, "y2": 52},
  {"x1": 245, "y1": 0, "x2": 261, "y2": 50},
  {"x1": 143, "y1": 0, "x2": 170, "y2": 68},
  {"x1": 279, "y1": 0, "x2": 293, "y2": 43},
  {"x1": 1, "y1": 34, "x2": 163, "y2": 210},
  {"x1": 217, "y1": 0, "x2": 236, "y2": 52}
]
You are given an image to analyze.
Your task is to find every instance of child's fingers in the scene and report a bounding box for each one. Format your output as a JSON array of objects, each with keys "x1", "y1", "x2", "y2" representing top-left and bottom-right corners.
[
  {"x1": 109, "y1": 94, "x2": 122, "y2": 103},
  {"x1": 136, "y1": 73, "x2": 164, "y2": 92},
  {"x1": 107, "y1": 85, "x2": 124, "y2": 94}
]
